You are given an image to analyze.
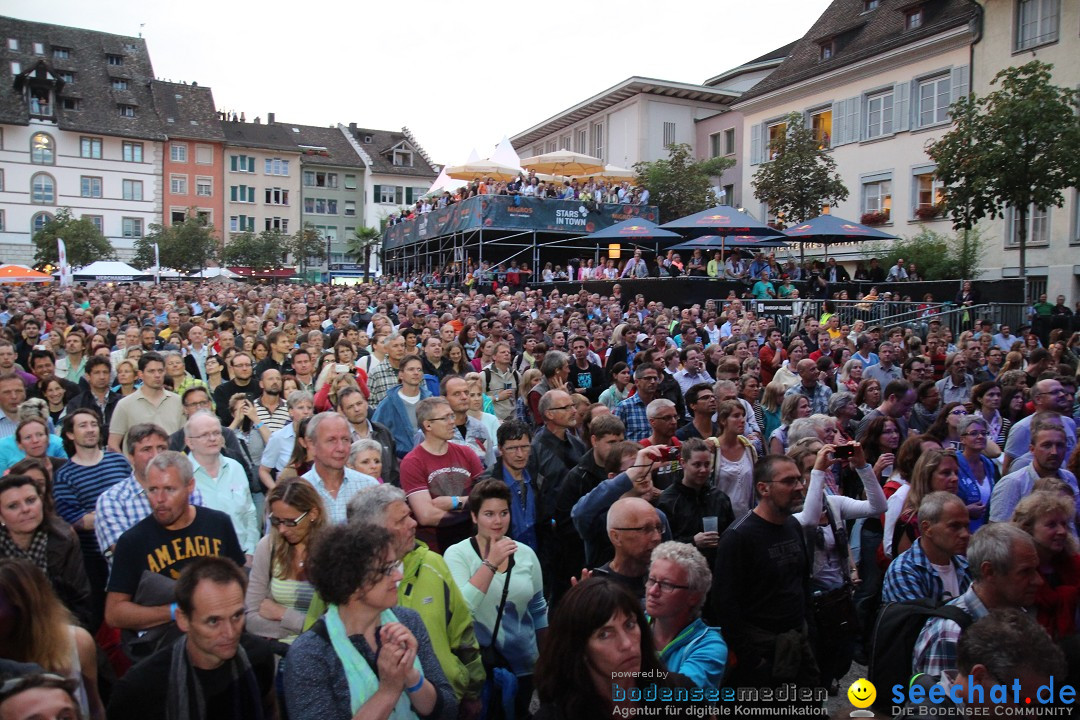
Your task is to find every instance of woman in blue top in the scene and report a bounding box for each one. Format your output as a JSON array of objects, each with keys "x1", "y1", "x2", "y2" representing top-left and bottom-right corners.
[
  {"x1": 444, "y1": 478, "x2": 547, "y2": 719},
  {"x1": 955, "y1": 415, "x2": 997, "y2": 532},
  {"x1": 645, "y1": 541, "x2": 727, "y2": 689}
]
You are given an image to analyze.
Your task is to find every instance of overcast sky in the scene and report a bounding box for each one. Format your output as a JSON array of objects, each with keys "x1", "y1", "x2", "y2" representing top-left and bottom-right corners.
[{"x1": 6, "y1": 0, "x2": 831, "y2": 165}]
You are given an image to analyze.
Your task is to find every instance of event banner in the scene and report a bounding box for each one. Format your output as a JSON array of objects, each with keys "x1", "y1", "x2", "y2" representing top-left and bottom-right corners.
[{"x1": 383, "y1": 196, "x2": 658, "y2": 250}]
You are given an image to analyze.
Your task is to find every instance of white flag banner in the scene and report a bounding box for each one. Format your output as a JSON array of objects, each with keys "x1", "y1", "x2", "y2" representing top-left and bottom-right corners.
[
  {"x1": 153, "y1": 243, "x2": 160, "y2": 285},
  {"x1": 57, "y1": 238, "x2": 71, "y2": 287}
]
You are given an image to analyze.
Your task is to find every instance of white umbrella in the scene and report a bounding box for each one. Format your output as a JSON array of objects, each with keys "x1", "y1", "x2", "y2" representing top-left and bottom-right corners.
[
  {"x1": 519, "y1": 150, "x2": 605, "y2": 176},
  {"x1": 444, "y1": 159, "x2": 523, "y2": 182}
]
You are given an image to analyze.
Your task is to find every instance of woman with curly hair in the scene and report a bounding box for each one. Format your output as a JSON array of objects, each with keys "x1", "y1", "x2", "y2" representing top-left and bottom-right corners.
[
  {"x1": 1012, "y1": 491, "x2": 1080, "y2": 641},
  {"x1": 854, "y1": 378, "x2": 881, "y2": 416}
]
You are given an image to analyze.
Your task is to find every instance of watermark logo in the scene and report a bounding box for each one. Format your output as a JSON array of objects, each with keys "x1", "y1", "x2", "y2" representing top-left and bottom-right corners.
[{"x1": 847, "y1": 678, "x2": 876, "y2": 717}]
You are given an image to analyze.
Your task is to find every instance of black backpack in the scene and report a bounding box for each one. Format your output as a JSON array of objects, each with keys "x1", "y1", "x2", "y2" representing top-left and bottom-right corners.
[{"x1": 867, "y1": 598, "x2": 974, "y2": 713}]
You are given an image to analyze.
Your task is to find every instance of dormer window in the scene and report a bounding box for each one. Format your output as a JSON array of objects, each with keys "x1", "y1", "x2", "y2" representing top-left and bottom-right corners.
[
  {"x1": 52, "y1": 46, "x2": 70, "y2": 59},
  {"x1": 393, "y1": 149, "x2": 414, "y2": 167},
  {"x1": 906, "y1": 8, "x2": 923, "y2": 29},
  {"x1": 29, "y1": 87, "x2": 53, "y2": 118},
  {"x1": 32, "y1": 42, "x2": 44, "y2": 55},
  {"x1": 364, "y1": 135, "x2": 372, "y2": 144},
  {"x1": 6, "y1": 39, "x2": 17, "y2": 51},
  {"x1": 59, "y1": 71, "x2": 74, "y2": 83},
  {"x1": 107, "y1": 54, "x2": 124, "y2": 66},
  {"x1": 111, "y1": 79, "x2": 128, "y2": 90},
  {"x1": 118, "y1": 104, "x2": 135, "y2": 118},
  {"x1": 864, "y1": 0, "x2": 879, "y2": 9},
  {"x1": 820, "y1": 41, "x2": 835, "y2": 60}
]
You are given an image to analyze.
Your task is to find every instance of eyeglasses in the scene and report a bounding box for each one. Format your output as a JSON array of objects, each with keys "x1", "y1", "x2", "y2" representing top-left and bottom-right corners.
[
  {"x1": 189, "y1": 430, "x2": 223, "y2": 441},
  {"x1": 645, "y1": 576, "x2": 690, "y2": 594},
  {"x1": 1038, "y1": 389, "x2": 1069, "y2": 397},
  {"x1": 768, "y1": 476, "x2": 808, "y2": 488},
  {"x1": 613, "y1": 524, "x2": 663, "y2": 535},
  {"x1": 269, "y1": 510, "x2": 309, "y2": 527},
  {"x1": 184, "y1": 399, "x2": 211, "y2": 409},
  {"x1": 502, "y1": 444, "x2": 530, "y2": 454},
  {"x1": 652, "y1": 414, "x2": 679, "y2": 422},
  {"x1": 637, "y1": 375, "x2": 660, "y2": 383},
  {"x1": 549, "y1": 404, "x2": 575, "y2": 412},
  {"x1": 376, "y1": 560, "x2": 404, "y2": 578},
  {"x1": 963, "y1": 431, "x2": 988, "y2": 437},
  {"x1": 430, "y1": 413, "x2": 457, "y2": 424}
]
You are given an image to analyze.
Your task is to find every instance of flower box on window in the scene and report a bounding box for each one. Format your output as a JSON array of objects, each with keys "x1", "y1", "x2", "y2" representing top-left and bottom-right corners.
[
  {"x1": 861, "y1": 210, "x2": 890, "y2": 226},
  {"x1": 914, "y1": 205, "x2": 944, "y2": 221}
]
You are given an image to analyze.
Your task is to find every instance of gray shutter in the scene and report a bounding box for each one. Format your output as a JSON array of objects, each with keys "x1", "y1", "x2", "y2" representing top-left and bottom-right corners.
[
  {"x1": 833, "y1": 97, "x2": 861, "y2": 146},
  {"x1": 893, "y1": 81, "x2": 910, "y2": 133},
  {"x1": 405, "y1": 187, "x2": 413, "y2": 205},
  {"x1": 830, "y1": 100, "x2": 844, "y2": 146},
  {"x1": 373, "y1": 184, "x2": 382, "y2": 203},
  {"x1": 849, "y1": 97, "x2": 862, "y2": 142},
  {"x1": 749, "y1": 123, "x2": 763, "y2": 165},
  {"x1": 950, "y1": 65, "x2": 969, "y2": 104}
]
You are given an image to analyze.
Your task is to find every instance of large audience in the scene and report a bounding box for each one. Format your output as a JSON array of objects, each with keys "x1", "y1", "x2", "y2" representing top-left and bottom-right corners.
[{"x1": 0, "y1": 273, "x2": 1078, "y2": 718}]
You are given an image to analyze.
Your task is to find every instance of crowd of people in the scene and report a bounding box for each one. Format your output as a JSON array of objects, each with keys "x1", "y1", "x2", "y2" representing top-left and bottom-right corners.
[
  {"x1": 0, "y1": 276, "x2": 1078, "y2": 718},
  {"x1": 386, "y1": 173, "x2": 649, "y2": 227}
]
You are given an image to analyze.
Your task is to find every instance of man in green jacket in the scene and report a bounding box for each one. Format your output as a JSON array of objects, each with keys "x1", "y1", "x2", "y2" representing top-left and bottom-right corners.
[{"x1": 305, "y1": 484, "x2": 486, "y2": 716}]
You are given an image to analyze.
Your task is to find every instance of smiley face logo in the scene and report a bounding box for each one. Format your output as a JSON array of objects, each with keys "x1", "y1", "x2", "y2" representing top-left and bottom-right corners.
[{"x1": 847, "y1": 678, "x2": 876, "y2": 709}]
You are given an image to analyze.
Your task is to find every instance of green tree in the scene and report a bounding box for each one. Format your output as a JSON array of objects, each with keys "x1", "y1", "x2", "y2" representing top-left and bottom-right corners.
[
  {"x1": 751, "y1": 112, "x2": 849, "y2": 260},
  {"x1": 287, "y1": 224, "x2": 327, "y2": 278},
  {"x1": 221, "y1": 230, "x2": 288, "y2": 272},
  {"x1": 346, "y1": 226, "x2": 382, "y2": 281},
  {"x1": 862, "y1": 227, "x2": 985, "y2": 282},
  {"x1": 132, "y1": 213, "x2": 218, "y2": 274},
  {"x1": 633, "y1": 143, "x2": 734, "y2": 222},
  {"x1": 927, "y1": 60, "x2": 1080, "y2": 302},
  {"x1": 32, "y1": 208, "x2": 115, "y2": 267}
]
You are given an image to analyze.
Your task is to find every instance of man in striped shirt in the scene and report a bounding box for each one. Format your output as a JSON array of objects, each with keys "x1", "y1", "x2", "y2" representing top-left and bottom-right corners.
[{"x1": 54, "y1": 407, "x2": 134, "y2": 629}]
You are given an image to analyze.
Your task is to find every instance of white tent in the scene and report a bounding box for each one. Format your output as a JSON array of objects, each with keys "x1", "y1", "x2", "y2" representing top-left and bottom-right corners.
[
  {"x1": 424, "y1": 167, "x2": 465, "y2": 197},
  {"x1": 68, "y1": 261, "x2": 152, "y2": 282},
  {"x1": 490, "y1": 135, "x2": 522, "y2": 170},
  {"x1": 186, "y1": 267, "x2": 240, "y2": 280},
  {"x1": 150, "y1": 266, "x2": 184, "y2": 279}
]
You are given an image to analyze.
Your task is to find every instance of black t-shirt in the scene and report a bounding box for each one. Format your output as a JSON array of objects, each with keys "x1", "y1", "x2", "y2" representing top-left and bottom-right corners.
[
  {"x1": 568, "y1": 362, "x2": 607, "y2": 402},
  {"x1": 107, "y1": 633, "x2": 275, "y2": 720},
  {"x1": 107, "y1": 507, "x2": 245, "y2": 594}
]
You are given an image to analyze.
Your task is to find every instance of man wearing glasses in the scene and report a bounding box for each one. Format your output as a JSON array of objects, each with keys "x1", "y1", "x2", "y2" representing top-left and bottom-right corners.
[
  {"x1": 184, "y1": 411, "x2": 259, "y2": 555},
  {"x1": 168, "y1": 387, "x2": 256, "y2": 490},
  {"x1": 592, "y1": 496, "x2": 664, "y2": 600},
  {"x1": 212, "y1": 351, "x2": 258, "y2": 426},
  {"x1": 615, "y1": 362, "x2": 663, "y2": 441},
  {"x1": 712, "y1": 455, "x2": 820, "y2": 691},
  {"x1": 1002, "y1": 378, "x2": 1076, "y2": 474},
  {"x1": 401, "y1": 397, "x2": 483, "y2": 554}
]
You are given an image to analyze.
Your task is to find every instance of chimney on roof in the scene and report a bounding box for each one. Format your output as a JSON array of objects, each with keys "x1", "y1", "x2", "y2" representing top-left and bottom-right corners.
[
  {"x1": 268, "y1": 112, "x2": 275, "y2": 124},
  {"x1": 349, "y1": 122, "x2": 357, "y2": 132},
  {"x1": 240, "y1": 112, "x2": 246, "y2": 122},
  {"x1": 254, "y1": 117, "x2": 261, "y2": 124}
]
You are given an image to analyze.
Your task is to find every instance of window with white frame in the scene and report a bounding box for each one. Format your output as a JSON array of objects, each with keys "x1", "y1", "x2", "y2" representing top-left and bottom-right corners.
[
  {"x1": 80, "y1": 176, "x2": 102, "y2": 198},
  {"x1": 31, "y1": 212, "x2": 51, "y2": 234},
  {"x1": 315, "y1": 225, "x2": 337, "y2": 243},
  {"x1": 917, "y1": 75, "x2": 951, "y2": 128},
  {"x1": 913, "y1": 172, "x2": 945, "y2": 214},
  {"x1": 122, "y1": 217, "x2": 143, "y2": 238},
  {"x1": 862, "y1": 178, "x2": 892, "y2": 216},
  {"x1": 59, "y1": 71, "x2": 74, "y2": 83},
  {"x1": 170, "y1": 175, "x2": 188, "y2": 195},
  {"x1": 122, "y1": 142, "x2": 143, "y2": 162},
  {"x1": 865, "y1": 90, "x2": 894, "y2": 139},
  {"x1": 107, "y1": 54, "x2": 123, "y2": 66},
  {"x1": 52, "y1": 46, "x2": 69, "y2": 58},
  {"x1": 576, "y1": 128, "x2": 588, "y2": 154},
  {"x1": 7, "y1": 39, "x2": 16, "y2": 51},
  {"x1": 906, "y1": 8, "x2": 924, "y2": 29},
  {"x1": 303, "y1": 171, "x2": 337, "y2": 188},
  {"x1": 345, "y1": 201, "x2": 356, "y2": 216},
  {"x1": 560, "y1": 136, "x2": 571, "y2": 151},
  {"x1": 230, "y1": 216, "x2": 255, "y2": 233},
  {"x1": 766, "y1": 120, "x2": 787, "y2": 160},
  {"x1": 344, "y1": 174, "x2": 357, "y2": 190},
  {"x1": 80, "y1": 137, "x2": 102, "y2": 159},
  {"x1": 265, "y1": 217, "x2": 289, "y2": 232},
  {"x1": 593, "y1": 123, "x2": 604, "y2": 159},
  {"x1": 533, "y1": 145, "x2": 544, "y2": 157},
  {"x1": 1006, "y1": 204, "x2": 1049, "y2": 245},
  {"x1": 10, "y1": 62, "x2": 20, "y2": 75},
  {"x1": 0, "y1": 210, "x2": 4, "y2": 232},
  {"x1": 304, "y1": 198, "x2": 338, "y2": 215},
  {"x1": 31, "y1": 133, "x2": 54, "y2": 164},
  {"x1": 111, "y1": 79, "x2": 127, "y2": 91},
  {"x1": 709, "y1": 133, "x2": 722, "y2": 158},
  {"x1": 122, "y1": 179, "x2": 143, "y2": 201},
  {"x1": 378, "y1": 186, "x2": 402, "y2": 205},
  {"x1": 118, "y1": 104, "x2": 135, "y2": 118},
  {"x1": 265, "y1": 158, "x2": 289, "y2": 176},
  {"x1": 1016, "y1": 0, "x2": 1060, "y2": 51},
  {"x1": 230, "y1": 155, "x2": 255, "y2": 173},
  {"x1": 0, "y1": 169, "x2": 4, "y2": 192},
  {"x1": 171, "y1": 210, "x2": 187, "y2": 225},
  {"x1": 662, "y1": 122, "x2": 676, "y2": 147},
  {"x1": 31, "y1": 174, "x2": 55, "y2": 204},
  {"x1": 195, "y1": 145, "x2": 213, "y2": 165},
  {"x1": 170, "y1": 143, "x2": 188, "y2": 162},
  {"x1": 393, "y1": 150, "x2": 413, "y2": 167},
  {"x1": 546, "y1": 140, "x2": 558, "y2": 153},
  {"x1": 32, "y1": 42, "x2": 44, "y2": 55},
  {"x1": 85, "y1": 215, "x2": 103, "y2": 233},
  {"x1": 724, "y1": 128, "x2": 736, "y2": 156},
  {"x1": 230, "y1": 186, "x2": 255, "y2": 203},
  {"x1": 265, "y1": 188, "x2": 289, "y2": 205},
  {"x1": 196, "y1": 177, "x2": 212, "y2": 197}
]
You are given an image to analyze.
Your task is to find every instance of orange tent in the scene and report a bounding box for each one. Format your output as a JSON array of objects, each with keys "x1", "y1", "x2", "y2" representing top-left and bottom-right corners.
[{"x1": 0, "y1": 264, "x2": 53, "y2": 283}]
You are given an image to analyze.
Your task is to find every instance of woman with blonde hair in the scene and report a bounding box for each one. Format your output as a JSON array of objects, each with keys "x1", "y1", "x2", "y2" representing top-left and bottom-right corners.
[
  {"x1": 839, "y1": 358, "x2": 864, "y2": 394},
  {"x1": 113, "y1": 358, "x2": 139, "y2": 396},
  {"x1": 1012, "y1": 491, "x2": 1080, "y2": 640},
  {"x1": 515, "y1": 368, "x2": 543, "y2": 424},
  {"x1": 1001, "y1": 350, "x2": 1025, "y2": 374},
  {"x1": 0, "y1": 559, "x2": 103, "y2": 719},
  {"x1": 245, "y1": 478, "x2": 327, "y2": 643},
  {"x1": 760, "y1": 380, "x2": 787, "y2": 441},
  {"x1": 893, "y1": 448, "x2": 960, "y2": 556},
  {"x1": 464, "y1": 372, "x2": 500, "y2": 442},
  {"x1": 768, "y1": 393, "x2": 811, "y2": 455}
]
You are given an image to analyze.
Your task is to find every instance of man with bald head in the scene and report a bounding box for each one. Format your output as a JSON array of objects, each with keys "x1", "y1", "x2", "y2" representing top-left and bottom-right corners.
[
  {"x1": 784, "y1": 358, "x2": 832, "y2": 415},
  {"x1": 595, "y1": 496, "x2": 664, "y2": 599},
  {"x1": 1002, "y1": 377, "x2": 1076, "y2": 473}
]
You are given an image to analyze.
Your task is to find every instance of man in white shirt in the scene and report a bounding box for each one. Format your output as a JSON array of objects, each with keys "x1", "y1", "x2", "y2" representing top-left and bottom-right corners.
[
  {"x1": 886, "y1": 258, "x2": 909, "y2": 282},
  {"x1": 184, "y1": 411, "x2": 258, "y2": 556}
]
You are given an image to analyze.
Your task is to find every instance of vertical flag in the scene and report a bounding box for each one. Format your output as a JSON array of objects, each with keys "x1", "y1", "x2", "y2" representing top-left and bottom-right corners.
[
  {"x1": 153, "y1": 243, "x2": 160, "y2": 285},
  {"x1": 57, "y1": 238, "x2": 71, "y2": 286}
]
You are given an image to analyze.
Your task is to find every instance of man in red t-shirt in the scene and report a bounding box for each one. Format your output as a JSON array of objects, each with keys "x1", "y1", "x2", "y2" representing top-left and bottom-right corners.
[
  {"x1": 758, "y1": 328, "x2": 787, "y2": 385},
  {"x1": 400, "y1": 396, "x2": 483, "y2": 553}
]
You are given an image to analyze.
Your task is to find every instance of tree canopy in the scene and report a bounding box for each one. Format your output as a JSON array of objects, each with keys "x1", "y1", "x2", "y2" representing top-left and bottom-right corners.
[
  {"x1": 347, "y1": 226, "x2": 382, "y2": 281},
  {"x1": 634, "y1": 143, "x2": 734, "y2": 222},
  {"x1": 287, "y1": 224, "x2": 327, "y2": 277},
  {"x1": 751, "y1": 112, "x2": 849, "y2": 227},
  {"x1": 221, "y1": 230, "x2": 289, "y2": 272},
  {"x1": 32, "y1": 208, "x2": 115, "y2": 268},
  {"x1": 862, "y1": 227, "x2": 985, "y2": 282},
  {"x1": 927, "y1": 60, "x2": 1080, "y2": 297},
  {"x1": 132, "y1": 213, "x2": 219, "y2": 274}
]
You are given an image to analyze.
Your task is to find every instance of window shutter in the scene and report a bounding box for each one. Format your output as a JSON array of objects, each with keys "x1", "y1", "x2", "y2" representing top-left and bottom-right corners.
[
  {"x1": 248, "y1": 187, "x2": 255, "y2": 203},
  {"x1": 248, "y1": 157, "x2": 255, "y2": 173},
  {"x1": 830, "y1": 100, "x2": 844, "y2": 146},
  {"x1": 405, "y1": 187, "x2": 414, "y2": 205},
  {"x1": 230, "y1": 156, "x2": 237, "y2": 172},
  {"x1": 950, "y1": 65, "x2": 969, "y2": 104},
  {"x1": 749, "y1": 124, "x2": 763, "y2": 165},
  {"x1": 373, "y1": 184, "x2": 382, "y2": 203},
  {"x1": 395, "y1": 187, "x2": 403, "y2": 205},
  {"x1": 893, "y1": 82, "x2": 910, "y2": 133},
  {"x1": 230, "y1": 186, "x2": 237, "y2": 202},
  {"x1": 833, "y1": 98, "x2": 860, "y2": 146}
]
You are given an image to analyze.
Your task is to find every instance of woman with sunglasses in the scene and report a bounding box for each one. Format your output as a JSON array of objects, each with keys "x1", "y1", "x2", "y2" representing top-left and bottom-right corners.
[
  {"x1": 244, "y1": 478, "x2": 326, "y2": 644},
  {"x1": 925, "y1": 402, "x2": 968, "y2": 449},
  {"x1": 285, "y1": 523, "x2": 455, "y2": 720}
]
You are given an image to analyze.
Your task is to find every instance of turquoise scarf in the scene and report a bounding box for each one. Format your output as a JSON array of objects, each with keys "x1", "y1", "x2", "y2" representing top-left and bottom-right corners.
[{"x1": 325, "y1": 605, "x2": 422, "y2": 719}]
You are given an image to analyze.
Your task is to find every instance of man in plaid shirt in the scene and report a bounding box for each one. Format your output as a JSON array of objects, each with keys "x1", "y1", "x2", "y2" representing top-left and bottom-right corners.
[
  {"x1": 615, "y1": 362, "x2": 662, "y2": 441},
  {"x1": 912, "y1": 524, "x2": 1041, "y2": 678},
  {"x1": 882, "y1": 492, "x2": 971, "y2": 604},
  {"x1": 367, "y1": 332, "x2": 407, "y2": 407}
]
